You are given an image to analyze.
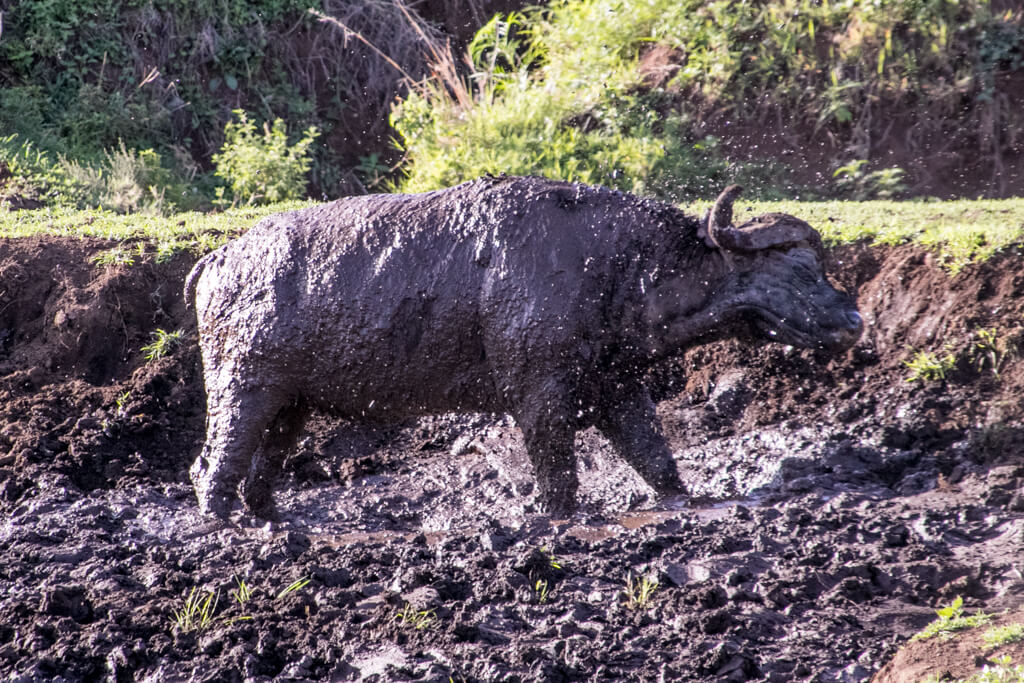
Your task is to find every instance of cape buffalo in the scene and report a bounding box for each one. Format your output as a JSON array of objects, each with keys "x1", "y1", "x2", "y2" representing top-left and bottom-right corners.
[{"x1": 185, "y1": 176, "x2": 862, "y2": 519}]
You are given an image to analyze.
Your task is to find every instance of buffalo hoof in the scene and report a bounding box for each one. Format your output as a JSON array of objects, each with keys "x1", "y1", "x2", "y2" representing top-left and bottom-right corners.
[{"x1": 196, "y1": 489, "x2": 234, "y2": 520}]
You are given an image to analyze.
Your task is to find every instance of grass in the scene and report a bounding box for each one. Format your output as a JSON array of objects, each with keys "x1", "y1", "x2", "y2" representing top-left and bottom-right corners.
[
  {"x1": 984, "y1": 624, "x2": 1024, "y2": 650},
  {"x1": 920, "y1": 656, "x2": 1024, "y2": 683},
  {"x1": 5, "y1": 196, "x2": 1021, "y2": 271},
  {"x1": 391, "y1": 0, "x2": 1024, "y2": 203},
  {"x1": 274, "y1": 577, "x2": 311, "y2": 600},
  {"x1": 142, "y1": 329, "x2": 184, "y2": 362},
  {"x1": 172, "y1": 588, "x2": 220, "y2": 633},
  {"x1": 904, "y1": 349, "x2": 958, "y2": 382},
  {"x1": 691, "y1": 198, "x2": 1024, "y2": 272},
  {"x1": 972, "y1": 328, "x2": 1017, "y2": 378},
  {"x1": 0, "y1": 201, "x2": 312, "y2": 257},
  {"x1": 395, "y1": 602, "x2": 437, "y2": 630},
  {"x1": 621, "y1": 573, "x2": 659, "y2": 611},
  {"x1": 911, "y1": 597, "x2": 994, "y2": 642}
]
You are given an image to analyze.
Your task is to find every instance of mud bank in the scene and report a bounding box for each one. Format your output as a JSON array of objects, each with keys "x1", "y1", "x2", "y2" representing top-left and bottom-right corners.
[{"x1": 1, "y1": 236, "x2": 1023, "y2": 681}]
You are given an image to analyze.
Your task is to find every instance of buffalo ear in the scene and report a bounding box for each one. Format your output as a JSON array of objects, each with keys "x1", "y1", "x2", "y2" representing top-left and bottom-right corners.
[
  {"x1": 701, "y1": 186, "x2": 824, "y2": 255},
  {"x1": 728, "y1": 213, "x2": 824, "y2": 254}
]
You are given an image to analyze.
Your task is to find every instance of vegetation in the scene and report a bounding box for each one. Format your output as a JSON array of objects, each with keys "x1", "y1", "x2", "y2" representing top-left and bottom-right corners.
[
  {"x1": 911, "y1": 597, "x2": 994, "y2": 642},
  {"x1": 921, "y1": 655, "x2": 1024, "y2": 683},
  {"x1": 621, "y1": 573, "x2": 659, "y2": 610},
  {"x1": 212, "y1": 110, "x2": 319, "y2": 207},
  {"x1": 395, "y1": 602, "x2": 437, "y2": 630},
  {"x1": 391, "y1": 0, "x2": 1024, "y2": 201},
  {"x1": 141, "y1": 329, "x2": 184, "y2": 362},
  {"x1": 0, "y1": 0, "x2": 454, "y2": 208},
  {"x1": 169, "y1": 575, "x2": 309, "y2": 633},
  {"x1": 983, "y1": 624, "x2": 1024, "y2": 650},
  {"x1": 172, "y1": 588, "x2": 220, "y2": 634},
  {"x1": 972, "y1": 328, "x2": 1017, "y2": 378},
  {"x1": 904, "y1": 349, "x2": 958, "y2": 382}
]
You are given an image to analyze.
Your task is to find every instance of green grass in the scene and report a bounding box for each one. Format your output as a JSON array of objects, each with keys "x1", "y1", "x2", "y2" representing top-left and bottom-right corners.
[
  {"x1": 0, "y1": 201, "x2": 313, "y2": 256},
  {"x1": 141, "y1": 329, "x2": 184, "y2": 362},
  {"x1": 3, "y1": 196, "x2": 1023, "y2": 270},
  {"x1": 391, "y1": 0, "x2": 1024, "y2": 203},
  {"x1": 920, "y1": 656, "x2": 1024, "y2": 683},
  {"x1": 694, "y1": 198, "x2": 1024, "y2": 271},
  {"x1": 984, "y1": 624, "x2": 1024, "y2": 650},
  {"x1": 621, "y1": 573, "x2": 659, "y2": 610},
  {"x1": 911, "y1": 597, "x2": 994, "y2": 643}
]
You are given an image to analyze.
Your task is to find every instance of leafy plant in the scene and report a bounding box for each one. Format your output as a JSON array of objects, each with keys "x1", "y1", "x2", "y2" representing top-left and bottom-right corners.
[
  {"x1": 172, "y1": 588, "x2": 220, "y2": 633},
  {"x1": 904, "y1": 348, "x2": 958, "y2": 382},
  {"x1": 911, "y1": 596, "x2": 993, "y2": 642},
  {"x1": 212, "y1": 110, "x2": 319, "y2": 206},
  {"x1": 142, "y1": 329, "x2": 184, "y2": 362},
  {"x1": 833, "y1": 159, "x2": 908, "y2": 200},
  {"x1": 395, "y1": 602, "x2": 437, "y2": 630},
  {"x1": 983, "y1": 624, "x2": 1024, "y2": 650},
  {"x1": 973, "y1": 328, "x2": 1015, "y2": 378},
  {"x1": 621, "y1": 573, "x2": 659, "y2": 611}
]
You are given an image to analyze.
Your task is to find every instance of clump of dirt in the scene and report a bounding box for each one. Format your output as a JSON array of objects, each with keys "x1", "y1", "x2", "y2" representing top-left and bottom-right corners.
[{"x1": 0, "y1": 236, "x2": 1022, "y2": 682}]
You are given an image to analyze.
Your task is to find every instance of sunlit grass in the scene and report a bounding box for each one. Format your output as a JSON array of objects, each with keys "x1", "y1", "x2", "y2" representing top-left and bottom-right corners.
[
  {"x1": 690, "y1": 197, "x2": 1024, "y2": 272},
  {"x1": 0, "y1": 201, "x2": 314, "y2": 256},
  {"x1": 2, "y1": 196, "x2": 1022, "y2": 271}
]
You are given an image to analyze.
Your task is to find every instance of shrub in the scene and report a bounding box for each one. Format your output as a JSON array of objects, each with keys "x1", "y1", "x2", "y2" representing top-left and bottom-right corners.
[{"x1": 212, "y1": 110, "x2": 319, "y2": 206}]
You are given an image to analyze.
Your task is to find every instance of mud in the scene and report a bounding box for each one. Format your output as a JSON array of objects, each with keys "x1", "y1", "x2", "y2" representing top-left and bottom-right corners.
[{"x1": 1, "y1": 235, "x2": 1023, "y2": 682}]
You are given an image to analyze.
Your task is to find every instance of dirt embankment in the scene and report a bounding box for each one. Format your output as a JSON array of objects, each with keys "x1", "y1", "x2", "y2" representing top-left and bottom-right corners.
[{"x1": 1, "y1": 236, "x2": 1023, "y2": 682}]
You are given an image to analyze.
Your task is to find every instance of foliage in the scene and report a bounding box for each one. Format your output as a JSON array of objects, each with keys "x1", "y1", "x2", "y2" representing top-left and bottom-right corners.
[
  {"x1": 983, "y1": 624, "x2": 1024, "y2": 650},
  {"x1": 911, "y1": 597, "x2": 994, "y2": 642},
  {"x1": 534, "y1": 579, "x2": 550, "y2": 604},
  {"x1": 212, "y1": 111, "x2": 319, "y2": 206},
  {"x1": 0, "y1": 200, "x2": 313, "y2": 260},
  {"x1": 621, "y1": 573, "x2": 659, "y2": 610},
  {"x1": 172, "y1": 588, "x2": 219, "y2": 633},
  {"x1": 904, "y1": 349, "x2": 958, "y2": 382},
  {"x1": 922, "y1": 655, "x2": 1024, "y2": 683},
  {"x1": 391, "y1": 0, "x2": 1024, "y2": 200},
  {"x1": 972, "y1": 328, "x2": 1016, "y2": 378},
  {"x1": 0, "y1": 0, "x2": 452, "y2": 202},
  {"x1": 231, "y1": 576, "x2": 255, "y2": 605},
  {"x1": 833, "y1": 160, "x2": 907, "y2": 200},
  {"x1": 395, "y1": 602, "x2": 437, "y2": 630},
  {"x1": 274, "y1": 577, "x2": 311, "y2": 600},
  {"x1": 5, "y1": 198, "x2": 1023, "y2": 273},
  {"x1": 91, "y1": 245, "x2": 138, "y2": 268},
  {"x1": 141, "y1": 329, "x2": 184, "y2": 362}
]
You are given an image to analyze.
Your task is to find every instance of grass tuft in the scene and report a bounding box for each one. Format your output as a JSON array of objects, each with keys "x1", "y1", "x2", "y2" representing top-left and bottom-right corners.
[
  {"x1": 911, "y1": 596, "x2": 993, "y2": 642},
  {"x1": 983, "y1": 624, "x2": 1024, "y2": 650}
]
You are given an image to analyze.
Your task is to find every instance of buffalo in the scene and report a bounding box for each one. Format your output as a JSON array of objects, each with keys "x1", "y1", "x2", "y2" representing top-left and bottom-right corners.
[{"x1": 185, "y1": 175, "x2": 862, "y2": 519}]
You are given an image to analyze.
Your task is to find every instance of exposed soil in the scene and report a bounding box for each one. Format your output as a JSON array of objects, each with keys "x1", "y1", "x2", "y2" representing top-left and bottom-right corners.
[{"x1": 1, "y1": 235, "x2": 1023, "y2": 682}]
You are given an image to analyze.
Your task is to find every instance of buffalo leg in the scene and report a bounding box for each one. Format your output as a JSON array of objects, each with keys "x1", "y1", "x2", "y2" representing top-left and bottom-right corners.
[
  {"x1": 240, "y1": 399, "x2": 307, "y2": 519},
  {"x1": 517, "y1": 408, "x2": 579, "y2": 518},
  {"x1": 190, "y1": 384, "x2": 289, "y2": 519},
  {"x1": 596, "y1": 384, "x2": 686, "y2": 498}
]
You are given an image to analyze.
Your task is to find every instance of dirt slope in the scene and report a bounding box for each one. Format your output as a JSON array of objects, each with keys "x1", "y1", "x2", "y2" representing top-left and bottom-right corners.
[{"x1": 0, "y1": 236, "x2": 1023, "y2": 682}]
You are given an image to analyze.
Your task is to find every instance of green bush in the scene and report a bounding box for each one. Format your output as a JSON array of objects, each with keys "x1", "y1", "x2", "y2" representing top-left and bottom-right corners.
[
  {"x1": 391, "y1": 0, "x2": 1023, "y2": 200},
  {"x1": 212, "y1": 110, "x2": 319, "y2": 206}
]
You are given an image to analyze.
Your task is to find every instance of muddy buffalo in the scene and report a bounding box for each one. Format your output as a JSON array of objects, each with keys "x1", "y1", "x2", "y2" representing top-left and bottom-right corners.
[{"x1": 185, "y1": 175, "x2": 862, "y2": 519}]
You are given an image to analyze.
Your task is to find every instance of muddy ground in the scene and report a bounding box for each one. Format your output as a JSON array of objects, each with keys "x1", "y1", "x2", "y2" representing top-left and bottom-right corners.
[{"x1": 1, "y1": 234, "x2": 1023, "y2": 682}]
